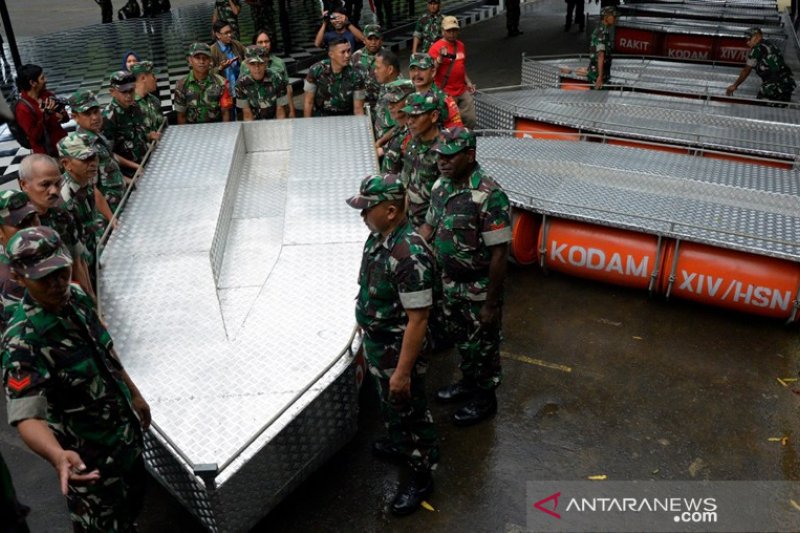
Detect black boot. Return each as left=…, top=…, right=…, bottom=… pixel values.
left=435, top=380, right=477, bottom=403
left=453, top=389, right=497, bottom=426
left=372, top=437, right=406, bottom=464
left=391, top=470, right=433, bottom=516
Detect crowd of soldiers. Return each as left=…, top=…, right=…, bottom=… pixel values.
left=0, top=0, right=507, bottom=528
left=4, top=0, right=796, bottom=529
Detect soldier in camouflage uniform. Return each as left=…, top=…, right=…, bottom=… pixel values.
left=2, top=226, right=150, bottom=532
left=131, top=61, right=166, bottom=134
left=347, top=173, right=439, bottom=516
left=373, top=49, right=404, bottom=140
left=174, top=43, right=233, bottom=124
left=304, top=38, right=366, bottom=117
left=409, top=53, right=463, bottom=129
left=213, top=0, right=242, bottom=40
left=70, top=90, right=127, bottom=222
left=401, top=93, right=441, bottom=229
left=0, top=191, right=40, bottom=329
left=103, top=71, right=153, bottom=166
left=18, top=155, right=96, bottom=300
left=351, top=24, right=384, bottom=109
left=375, top=80, right=414, bottom=174
left=587, top=6, right=616, bottom=89
left=57, top=134, right=103, bottom=273
left=412, top=0, right=443, bottom=54
left=236, top=46, right=289, bottom=120
left=727, top=27, right=796, bottom=103
left=420, top=128, right=512, bottom=427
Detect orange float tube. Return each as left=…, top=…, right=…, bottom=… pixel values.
left=615, top=27, right=660, bottom=56
left=660, top=241, right=800, bottom=321
left=664, top=34, right=714, bottom=62
left=714, top=37, right=748, bottom=64
left=515, top=119, right=578, bottom=141
left=538, top=218, right=664, bottom=291
left=510, top=210, right=540, bottom=265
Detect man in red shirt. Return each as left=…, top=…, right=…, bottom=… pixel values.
left=428, top=16, right=476, bottom=128
left=14, top=64, right=68, bottom=156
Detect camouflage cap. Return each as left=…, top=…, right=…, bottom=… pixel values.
left=346, top=173, right=406, bottom=210
left=130, top=60, right=155, bottom=76
left=68, top=89, right=100, bottom=113
left=401, top=91, right=439, bottom=115
left=600, top=6, right=618, bottom=17
left=245, top=45, right=267, bottom=64
left=409, top=53, right=435, bottom=70
left=442, top=15, right=460, bottom=31
left=382, top=79, right=415, bottom=103
left=364, top=24, right=383, bottom=38
left=0, top=191, right=36, bottom=227
left=58, top=132, right=98, bottom=160
left=6, top=226, right=73, bottom=280
left=434, top=126, right=476, bottom=155
left=744, top=27, right=762, bottom=38
left=188, top=42, right=212, bottom=57
left=109, top=70, right=136, bottom=91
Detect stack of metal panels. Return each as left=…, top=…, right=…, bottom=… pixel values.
left=478, top=136, right=800, bottom=261
left=616, top=3, right=782, bottom=25
left=475, top=88, right=800, bottom=161
left=520, top=56, right=766, bottom=98
left=616, top=16, right=786, bottom=40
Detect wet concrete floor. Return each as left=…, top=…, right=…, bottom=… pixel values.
left=2, top=1, right=799, bottom=531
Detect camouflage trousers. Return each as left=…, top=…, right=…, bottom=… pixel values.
left=67, top=454, right=146, bottom=532
left=443, top=297, right=503, bottom=391
left=363, top=333, right=439, bottom=473
left=758, top=80, right=795, bottom=104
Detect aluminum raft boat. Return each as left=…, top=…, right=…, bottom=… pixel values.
left=98, top=117, right=376, bottom=531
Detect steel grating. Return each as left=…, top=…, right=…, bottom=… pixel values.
left=617, top=16, right=787, bottom=40
left=521, top=56, right=768, bottom=99
left=475, top=88, right=800, bottom=160
left=478, top=136, right=800, bottom=261
left=617, top=3, right=782, bottom=25
left=99, top=116, right=377, bottom=531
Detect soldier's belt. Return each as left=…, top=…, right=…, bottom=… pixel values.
left=443, top=268, right=489, bottom=283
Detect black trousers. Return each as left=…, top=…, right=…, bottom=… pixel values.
left=565, top=0, right=585, bottom=29
left=506, top=0, right=521, bottom=33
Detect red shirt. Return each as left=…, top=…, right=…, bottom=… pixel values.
left=428, top=39, right=467, bottom=97
left=15, top=91, right=68, bottom=155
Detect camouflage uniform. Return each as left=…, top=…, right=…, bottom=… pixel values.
left=588, top=20, right=613, bottom=86
left=214, top=0, right=242, bottom=40
left=40, top=207, right=86, bottom=268
left=413, top=12, right=443, bottom=54
left=349, top=175, right=439, bottom=474
left=400, top=93, right=441, bottom=229
left=0, top=191, right=37, bottom=330
left=747, top=39, right=796, bottom=102
left=70, top=90, right=127, bottom=215
left=379, top=80, right=415, bottom=174
left=305, top=59, right=366, bottom=116
left=236, top=47, right=289, bottom=120
left=2, top=228, right=145, bottom=531
left=174, top=56, right=230, bottom=124
left=60, top=172, right=99, bottom=269
left=374, top=76, right=407, bottom=140
left=131, top=61, right=165, bottom=133
left=426, top=130, right=512, bottom=392
left=408, top=54, right=462, bottom=128
left=102, top=99, right=149, bottom=164
left=351, top=49, right=381, bottom=108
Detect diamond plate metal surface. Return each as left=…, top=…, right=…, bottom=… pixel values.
left=99, top=117, right=373, bottom=531
left=617, top=3, right=782, bottom=25
left=478, top=136, right=800, bottom=261
left=475, top=88, right=800, bottom=159
left=617, top=17, right=786, bottom=41
left=521, top=56, right=766, bottom=98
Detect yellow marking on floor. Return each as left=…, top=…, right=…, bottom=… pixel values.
left=501, top=351, right=573, bottom=373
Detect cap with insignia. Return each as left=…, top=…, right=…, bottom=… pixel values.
left=409, top=53, right=435, bottom=70
left=58, top=132, right=97, bottom=160
left=68, top=89, right=100, bottom=113
left=188, top=42, right=212, bottom=57
left=433, top=127, right=476, bottom=155
left=346, top=174, right=406, bottom=209
left=0, top=191, right=36, bottom=227
left=401, top=91, right=439, bottom=115
left=130, top=60, right=155, bottom=76
left=109, top=70, right=136, bottom=91
left=364, top=24, right=383, bottom=38
left=6, top=226, right=73, bottom=280
left=245, top=46, right=267, bottom=64
left=382, top=79, right=416, bottom=103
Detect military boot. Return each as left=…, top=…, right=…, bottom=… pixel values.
left=435, top=379, right=477, bottom=403
left=453, top=389, right=497, bottom=426
left=372, top=437, right=406, bottom=464
left=391, top=470, right=433, bottom=516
